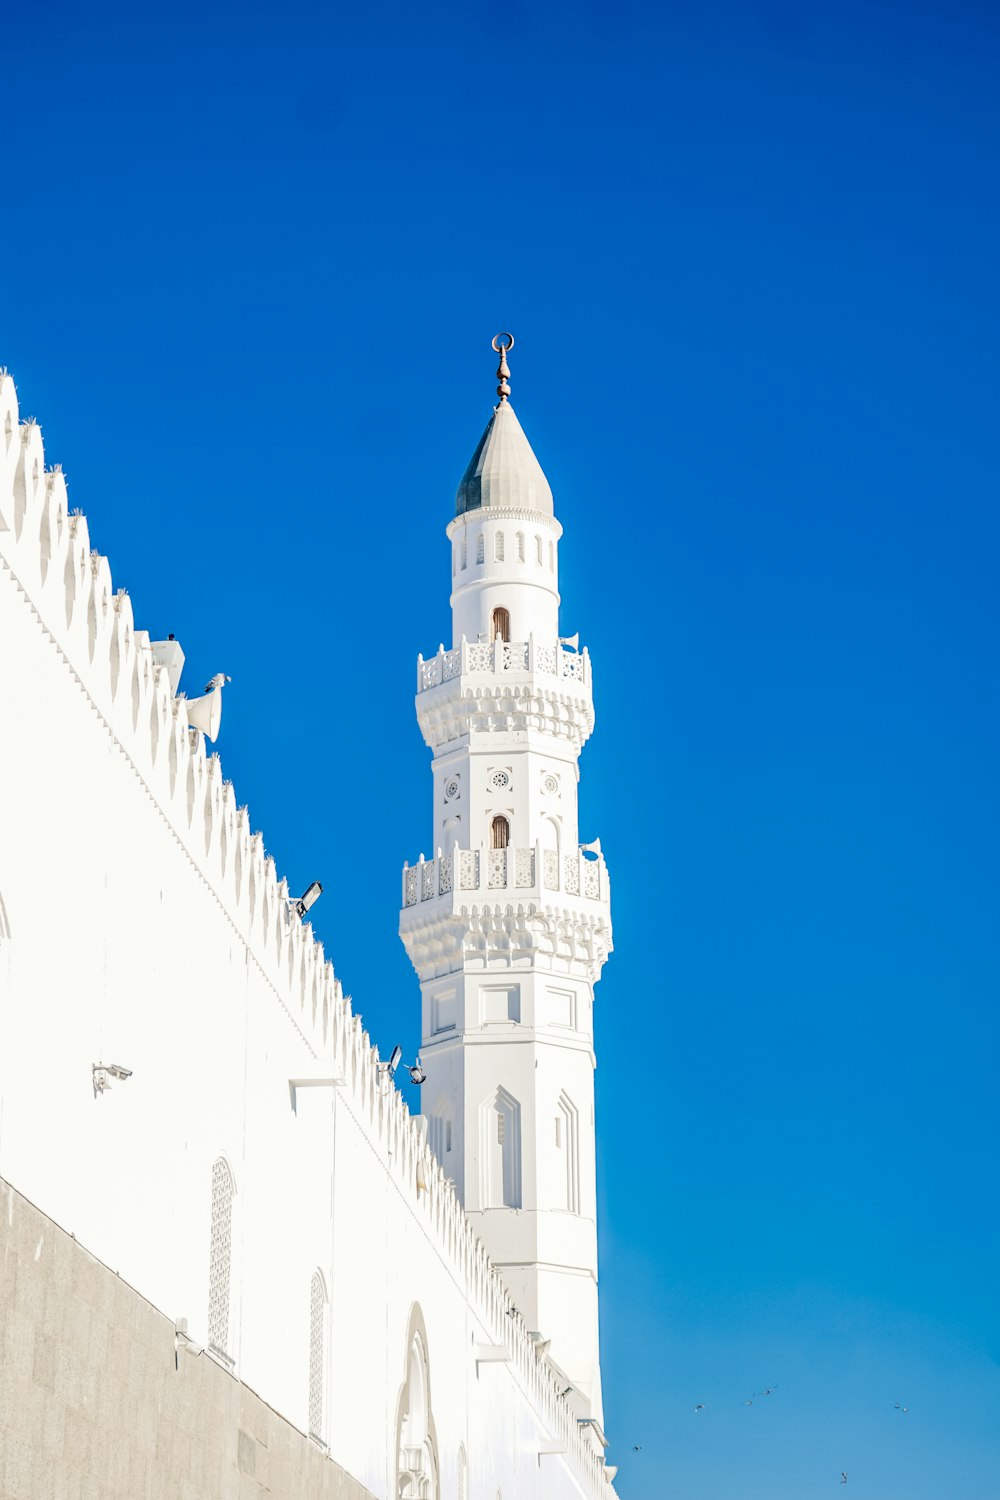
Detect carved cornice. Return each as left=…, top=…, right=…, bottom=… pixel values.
left=446, top=507, right=563, bottom=540
left=416, top=680, right=595, bottom=752
left=399, top=899, right=613, bottom=983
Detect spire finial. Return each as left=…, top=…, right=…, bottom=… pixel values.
left=492, top=332, right=514, bottom=403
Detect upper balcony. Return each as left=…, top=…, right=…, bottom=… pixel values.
left=417, top=639, right=590, bottom=694
left=401, top=843, right=610, bottom=910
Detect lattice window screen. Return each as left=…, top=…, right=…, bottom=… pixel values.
left=308, top=1271, right=327, bottom=1441
left=208, top=1157, right=234, bottom=1360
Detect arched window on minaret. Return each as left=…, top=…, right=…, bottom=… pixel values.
left=516, top=531, right=525, bottom=562
left=490, top=607, right=510, bottom=643
left=495, top=530, right=505, bottom=562
left=476, top=533, right=485, bottom=565
left=490, top=815, right=510, bottom=851
left=485, top=1088, right=522, bottom=1208
left=557, top=1094, right=580, bottom=1214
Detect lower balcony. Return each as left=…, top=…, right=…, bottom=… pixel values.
left=401, top=845, right=609, bottom=909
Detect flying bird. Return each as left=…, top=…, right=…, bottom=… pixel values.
left=841, top=1474, right=848, bottom=1485
left=894, top=1402, right=909, bottom=1413
left=694, top=1404, right=706, bottom=1413
left=204, top=673, right=231, bottom=692
left=632, top=1445, right=641, bottom=1452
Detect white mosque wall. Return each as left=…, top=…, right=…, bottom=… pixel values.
left=0, top=371, right=617, bottom=1500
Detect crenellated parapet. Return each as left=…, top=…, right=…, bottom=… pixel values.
left=0, top=368, right=617, bottom=1500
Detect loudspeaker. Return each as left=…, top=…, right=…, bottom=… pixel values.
left=185, top=685, right=222, bottom=742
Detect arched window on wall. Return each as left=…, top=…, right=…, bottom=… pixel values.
left=490, top=815, right=510, bottom=851
left=535, top=534, right=543, bottom=566
left=208, top=1157, right=235, bottom=1363
left=397, top=1326, right=438, bottom=1499
left=476, top=533, right=485, bottom=565
left=490, top=607, right=510, bottom=643
left=556, top=1094, right=580, bottom=1213
left=494, top=530, right=505, bottom=562
left=460, top=536, right=467, bottom=570
left=308, top=1271, right=328, bottom=1443
left=516, top=531, right=525, bottom=562
left=548, top=539, right=555, bottom=570
left=484, top=1088, right=521, bottom=1208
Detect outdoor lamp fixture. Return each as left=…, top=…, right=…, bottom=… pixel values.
left=293, top=881, right=323, bottom=919
left=378, top=1048, right=426, bottom=1087
left=93, top=1062, right=132, bottom=1097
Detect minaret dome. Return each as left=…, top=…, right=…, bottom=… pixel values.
left=455, top=401, right=554, bottom=517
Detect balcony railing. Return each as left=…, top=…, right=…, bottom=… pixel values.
left=401, top=844, right=609, bottom=908
left=416, top=639, right=590, bottom=693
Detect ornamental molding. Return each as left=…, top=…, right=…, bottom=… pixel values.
left=446, top=507, right=563, bottom=540
left=399, top=900, right=613, bottom=984
left=417, top=682, right=595, bottom=752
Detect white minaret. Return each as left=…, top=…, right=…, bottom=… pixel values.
left=400, top=335, right=613, bottom=1427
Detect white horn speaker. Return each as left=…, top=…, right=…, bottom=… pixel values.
left=559, top=632, right=580, bottom=652
left=185, top=686, right=222, bottom=742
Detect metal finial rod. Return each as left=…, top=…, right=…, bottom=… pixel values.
left=492, top=332, right=514, bottom=402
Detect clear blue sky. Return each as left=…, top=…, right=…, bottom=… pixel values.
left=5, top=0, right=999, bottom=1494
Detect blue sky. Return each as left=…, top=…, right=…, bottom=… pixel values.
left=5, top=0, right=999, bottom=1494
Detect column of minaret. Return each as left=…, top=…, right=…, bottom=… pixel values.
left=400, top=337, right=614, bottom=1435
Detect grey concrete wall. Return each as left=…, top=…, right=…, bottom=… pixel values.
left=0, top=1178, right=375, bottom=1500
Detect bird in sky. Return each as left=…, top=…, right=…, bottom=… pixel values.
left=694, top=1403, right=706, bottom=1413
left=761, top=1386, right=777, bottom=1396
left=204, top=673, right=231, bottom=692
left=895, top=1402, right=909, bottom=1413
left=841, top=1473, right=848, bottom=1485
left=744, top=1398, right=754, bottom=1406
left=632, top=1445, right=641, bottom=1452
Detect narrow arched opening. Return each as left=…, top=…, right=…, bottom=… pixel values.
left=490, top=815, right=510, bottom=851
left=490, top=607, right=510, bottom=643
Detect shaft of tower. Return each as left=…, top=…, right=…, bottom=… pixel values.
left=399, top=336, right=613, bottom=1428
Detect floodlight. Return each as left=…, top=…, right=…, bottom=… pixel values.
left=293, top=882, right=323, bottom=919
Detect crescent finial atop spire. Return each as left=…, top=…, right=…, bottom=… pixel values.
left=492, top=332, right=514, bottom=403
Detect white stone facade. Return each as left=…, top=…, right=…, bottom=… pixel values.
left=0, top=368, right=619, bottom=1499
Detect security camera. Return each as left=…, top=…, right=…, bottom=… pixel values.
left=92, top=1062, right=132, bottom=1095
